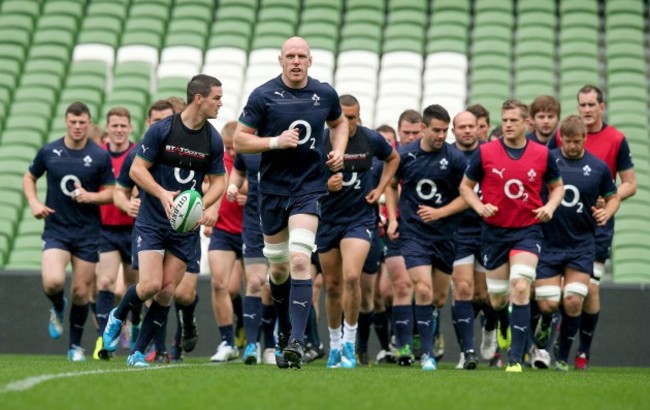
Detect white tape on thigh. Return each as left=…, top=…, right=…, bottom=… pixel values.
left=564, top=282, right=588, bottom=298
left=535, top=285, right=562, bottom=302
left=453, top=254, right=474, bottom=267
left=486, top=278, right=510, bottom=294
left=510, top=263, right=536, bottom=282
left=262, top=241, right=289, bottom=264
left=288, top=228, right=316, bottom=257
left=593, top=262, right=605, bottom=279
left=589, top=277, right=600, bottom=286
left=474, top=261, right=487, bottom=273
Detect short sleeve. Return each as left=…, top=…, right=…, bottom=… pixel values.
left=464, top=149, right=484, bottom=182
left=28, top=147, right=46, bottom=178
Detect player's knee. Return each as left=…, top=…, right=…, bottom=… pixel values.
left=432, top=292, right=447, bottom=309
left=138, top=281, right=162, bottom=299
left=263, top=241, right=289, bottom=265
left=537, top=299, right=559, bottom=315
left=510, top=278, right=530, bottom=299
left=489, top=293, right=508, bottom=311
left=535, top=285, right=561, bottom=303
left=343, top=270, right=361, bottom=286
left=414, top=282, right=433, bottom=304
left=325, top=281, right=342, bottom=301
left=288, top=228, right=316, bottom=258
left=96, top=274, right=115, bottom=291
left=210, top=275, right=228, bottom=293
left=510, top=263, right=536, bottom=283
left=453, top=279, right=473, bottom=300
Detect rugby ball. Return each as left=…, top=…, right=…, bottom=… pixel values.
left=170, top=190, right=203, bottom=233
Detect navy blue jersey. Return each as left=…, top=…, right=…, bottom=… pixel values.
left=238, top=75, right=342, bottom=196
left=395, top=141, right=466, bottom=239
left=135, top=116, right=226, bottom=228
left=526, top=131, right=548, bottom=145
left=321, top=126, right=393, bottom=225
left=29, top=138, right=115, bottom=237
left=542, top=149, right=617, bottom=251
left=234, top=153, right=262, bottom=225
left=449, top=142, right=483, bottom=237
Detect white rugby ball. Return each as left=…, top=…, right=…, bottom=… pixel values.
left=170, top=189, right=203, bottom=233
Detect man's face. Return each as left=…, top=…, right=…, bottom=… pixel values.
left=65, top=113, right=91, bottom=142
left=398, top=121, right=423, bottom=144
left=423, top=118, right=449, bottom=151
left=452, top=113, right=478, bottom=149
left=279, top=39, right=311, bottom=87
left=198, top=86, right=223, bottom=119
left=476, top=117, right=490, bottom=142
left=222, top=132, right=236, bottom=159
left=577, top=90, right=604, bottom=129
left=106, top=115, right=132, bottom=146
left=147, top=108, right=174, bottom=126
left=342, top=104, right=360, bottom=137
left=378, top=130, right=396, bottom=147
left=561, top=133, right=586, bottom=159
left=533, top=110, right=559, bottom=139
left=501, top=108, right=527, bottom=142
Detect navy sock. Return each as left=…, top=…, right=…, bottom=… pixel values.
left=95, top=290, right=114, bottom=333
left=46, top=290, right=65, bottom=312
left=179, top=294, right=199, bottom=328
left=557, top=311, right=580, bottom=362
left=357, top=311, right=374, bottom=353
left=451, top=303, right=462, bottom=349
left=243, top=296, right=263, bottom=345
left=509, top=303, right=530, bottom=364
left=261, top=304, right=277, bottom=349
left=372, top=310, right=390, bottom=350
left=130, top=303, right=142, bottom=326
left=115, top=285, right=143, bottom=322
left=220, top=325, right=234, bottom=346
left=305, top=306, right=320, bottom=347
left=269, top=278, right=292, bottom=336
left=392, top=304, right=413, bottom=349
left=153, top=315, right=168, bottom=352
left=415, top=305, right=434, bottom=356
left=578, top=311, right=599, bottom=356
left=232, top=293, right=243, bottom=333
left=173, top=303, right=181, bottom=347
left=454, top=300, right=475, bottom=352
left=69, top=303, right=89, bottom=347
left=135, top=300, right=170, bottom=354
left=482, top=302, right=498, bottom=332
left=289, top=279, right=312, bottom=342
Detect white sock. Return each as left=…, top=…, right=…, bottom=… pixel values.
left=329, top=326, right=342, bottom=350
left=343, top=320, right=357, bottom=345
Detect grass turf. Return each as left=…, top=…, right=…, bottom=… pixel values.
left=0, top=355, right=648, bottom=410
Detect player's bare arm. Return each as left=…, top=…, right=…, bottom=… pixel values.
left=459, top=175, right=497, bottom=218
left=325, top=114, right=349, bottom=172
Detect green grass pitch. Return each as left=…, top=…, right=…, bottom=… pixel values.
left=1, top=355, right=648, bottom=410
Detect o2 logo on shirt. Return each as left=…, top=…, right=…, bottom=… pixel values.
left=504, top=179, right=529, bottom=202
left=561, top=184, right=583, bottom=213
left=60, top=174, right=81, bottom=197
left=416, top=179, right=442, bottom=204
left=342, top=172, right=361, bottom=190
left=288, top=120, right=316, bottom=149
left=174, top=167, right=197, bottom=189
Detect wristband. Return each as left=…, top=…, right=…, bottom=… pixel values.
left=269, top=136, right=279, bottom=150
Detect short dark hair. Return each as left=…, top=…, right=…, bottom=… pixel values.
left=578, top=84, right=604, bottom=103
left=66, top=101, right=91, bottom=118
left=376, top=124, right=396, bottom=135
left=502, top=99, right=529, bottom=119
left=467, top=104, right=490, bottom=125
left=397, top=109, right=422, bottom=129
left=186, top=74, right=222, bottom=105
left=530, top=95, right=561, bottom=118
left=422, top=104, right=451, bottom=126
left=559, top=115, right=587, bottom=138
left=148, top=100, right=174, bottom=118
left=339, top=94, right=359, bottom=107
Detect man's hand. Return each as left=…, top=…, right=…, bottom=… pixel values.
left=326, top=150, right=344, bottom=172
left=327, top=173, right=343, bottom=192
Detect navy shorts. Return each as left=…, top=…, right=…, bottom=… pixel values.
left=594, top=221, right=613, bottom=263
left=259, top=192, right=324, bottom=236
left=43, top=233, right=99, bottom=263
left=454, top=233, right=481, bottom=261
left=480, top=224, right=543, bottom=270
left=383, top=235, right=402, bottom=258
left=99, top=226, right=133, bottom=263
left=316, top=218, right=375, bottom=253
left=242, top=218, right=265, bottom=260
left=363, top=229, right=383, bottom=274
left=209, top=227, right=243, bottom=258
left=132, top=221, right=200, bottom=267
left=536, top=248, right=594, bottom=280
left=311, top=252, right=322, bottom=275
left=400, top=236, right=456, bottom=275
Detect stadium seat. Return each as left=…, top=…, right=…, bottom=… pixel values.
left=0, top=1, right=40, bottom=20
left=301, top=7, right=339, bottom=26
left=42, top=0, right=84, bottom=21
left=86, top=2, right=129, bottom=20
left=216, top=5, right=257, bottom=26
left=344, top=8, right=384, bottom=26
left=73, top=44, right=116, bottom=68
